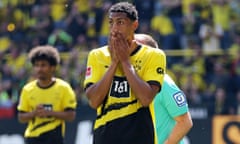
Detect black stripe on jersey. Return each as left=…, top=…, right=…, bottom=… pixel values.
left=30, top=119, right=56, bottom=132
left=84, top=82, right=94, bottom=91
left=130, top=45, right=141, bottom=56
left=97, top=99, right=138, bottom=119
left=26, top=125, right=63, bottom=144
left=147, top=80, right=161, bottom=91
left=94, top=107, right=154, bottom=144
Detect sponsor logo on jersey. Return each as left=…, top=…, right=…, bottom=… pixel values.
left=173, top=91, right=186, bottom=107
left=156, top=67, right=164, bottom=74
left=110, top=76, right=130, bottom=98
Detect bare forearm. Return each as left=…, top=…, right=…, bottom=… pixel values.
left=18, top=110, right=76, bottom=123
left=49, top=110, right=76, bottom=122
left=165, top=124, right=190, bottom=144
left=86, top=63, right=118, bottom=109
left=165, top=112, right=193, bottom=144
left=18, top=112, right=36, bottom=123
left=121, top=61, right=158, bottom=106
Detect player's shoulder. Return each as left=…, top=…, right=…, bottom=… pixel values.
left=141, top=45, right=166, bottom=56
left=87, top=46, right=110, bottom=59
left=89, top=45, right=109, bottom=55
left=163, top=74, right=178, bottom=87
left=153, top=48, right=165, bottom=56
left=55, top=78, right=72, bottom=88
left=22, top=80, right=37, bottom=91
left=164, top=74, right=174, bottom=83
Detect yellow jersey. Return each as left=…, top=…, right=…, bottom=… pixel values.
left=17, top=78, right=77, bottom=137
left=84, top=45, right=166, bottom=144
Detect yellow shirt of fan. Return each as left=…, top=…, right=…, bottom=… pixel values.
left=212, top=4, right=231, bottom=30
left=151, top=14, right=175, bottom=36
left=17, top=78, right=77, bottom=137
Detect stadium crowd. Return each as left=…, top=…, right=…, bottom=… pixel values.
left=1, top=0, right=240, bottom=119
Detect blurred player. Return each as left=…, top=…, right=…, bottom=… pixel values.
left=135, top=33, right=193, bottom=144
left=84, top=2, right=166, bottom=144
left=17, top=45, right=77, bottom=144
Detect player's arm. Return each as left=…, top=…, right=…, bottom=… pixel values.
left=18, top=106, right=76, bottom=123
left=121, top=61, right=160, bottom=106
left=18, top=104, right=49, bottom=123
left=18, top=111, right=36, bottom=123
left=17, top=89, right=35, bottom=123
left=85, top=62, right=118, bottom=109
left=52, top=85, right=77, bottom=122
left=164, top=112, right=193, bottom=144
left=85, top=44, right=119, bottom=109
left=114, top=34, right=163, bottom=106
left=46, top=108, right=76, bottom=122
left=85, top=36, right=120, bottom=109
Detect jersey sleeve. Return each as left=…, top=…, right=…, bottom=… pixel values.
left=83, top=50, right=101, bottom=88
left=17, top=87, right=30, bottom=112
left=62, top=83, right=77, bottom=110
left=163, top=76, right=189, bottom=117
left=143, top=49, right=166, bottom=87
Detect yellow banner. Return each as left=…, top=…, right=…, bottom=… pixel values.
left=212, top=115, right=240, bottom=144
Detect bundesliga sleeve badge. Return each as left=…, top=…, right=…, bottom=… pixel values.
left=173, top=91, right=186, bottom=107
left=85, top=66, right=92, bottom=78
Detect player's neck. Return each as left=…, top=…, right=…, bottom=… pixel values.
left=128, top=38, right=139, bottom=55
left=37, top=77, right=56, bottom=88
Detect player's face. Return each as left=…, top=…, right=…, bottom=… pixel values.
left=33, top=60, right=55, bottom=81
left=109, top=12, right=138, bottom=41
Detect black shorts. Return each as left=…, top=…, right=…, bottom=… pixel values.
left=25, top=125, right=64, bottom=144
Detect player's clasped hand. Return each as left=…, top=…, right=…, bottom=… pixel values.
left=111, top=31, right=130, bottom=63
left=35, top=104, right=51, bottom=118
left=108, top=31, right=119, bottom=64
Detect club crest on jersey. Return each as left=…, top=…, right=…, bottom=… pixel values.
left=133, top=60, right=142, bottom=71
left=86, top=66, right=92, bottom=78
left=173, top=91, right=186, bottom=107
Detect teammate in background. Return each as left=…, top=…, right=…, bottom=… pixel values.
left=135, top=33, right=193, bottom=144
left=17, top=45, right=77, bottom=144
left=83, top=2, right=166, bottom=144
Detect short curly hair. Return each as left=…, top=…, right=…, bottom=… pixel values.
left=109, top=2, right=138, bottom=21
left=28, top=45, right=60, bottom=66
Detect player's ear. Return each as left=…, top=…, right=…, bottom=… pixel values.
left=132, top=21, right=138, bottom=32
left=51, top=65, right=57, bottom=72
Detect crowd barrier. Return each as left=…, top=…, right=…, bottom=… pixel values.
left=3, top=48, right=231, bottom=61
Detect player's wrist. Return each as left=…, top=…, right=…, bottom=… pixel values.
left=47, top=110, right=53, bottom=117
left=164, top=139, right=169, bottom=144
left=164, top=138, right=177, bottom=144
left=31, top=111, right=37, bottom=119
